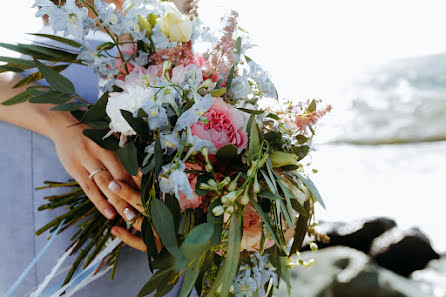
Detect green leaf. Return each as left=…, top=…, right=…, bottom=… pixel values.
left=28, top=33, right=82, bottom=48
left=250, top=199, right=281, bottom=249
left=260, top=170, right=277, bottom=194
left=141, top=219, right=157, bottom=271
left=296, top=135, right=309, bottom=144
left=290, top=200, right=311, bottom=255
left=307, top=99, right=317, bottom=113
left=266, top=113, right=280, bottom=120
left=294, top=171, right=326, bottom=209
left=258, top=191, right=283, bottom=200
left=154, top=137, right=163, bottom=177
left=292, top=145, right=310, bottom=160
left=165, top=194, right=181, bottom=232
left=81, top=92, right=109, bottom=123
left=216, top=144, right=238, bottom=161
left=247, top=115, right=261, bottom=163
left=120, top=110, right=151, bottom=142
left=83, top=129, right=119, bottom=151
left=277, top=179, right=306, bottom=216
left=210, top=87, right=226, bottom=97
left=29, top=92, right=70, bottom=104
left=150, top=198, right=181, bottom=258
left=34, top=59, right=75, bottom=94
left=226, top=63, right=236, bottom=91
left=13, top=64, right=69, bottom=88
left=264, top=131, right=282, bottom=143
left=137, top=267, right=175, bottom=297
left=1, top=91, right=32, bottom=106
left=220, top=214, right=241, bottom=297
left=117, top=141, right=139, bottom=176
left=181, top=223, right=214, bottom=260
left=278, top=199, right=294, bottom=230
left=207, top=199, right=223, bottom=246
left=245, top=55, right=252, bottom=63
left=237, top=108, right=265, bottom=115
left=0, top=56, right=34, bottom=68
left=179, top=263, right=201, bottom=297
left=20, top=44, right=78, bottom=61
left=195, top=174, right=212, bottom=196
left=50, top=102, right=86, bottom=111
left=0, top=43, right=53, bottom=61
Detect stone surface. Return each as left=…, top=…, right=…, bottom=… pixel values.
left=274, top=247, right=439, bottom=297
left=411, top=257, right=446, bottom=297
left=310, top=217, right=397, bottom=254
left=370, top=227, right=440, bottom=277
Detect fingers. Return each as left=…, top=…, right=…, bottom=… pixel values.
left=76, top=168, right=116, bottom=220
left=131, top=170, right=142, bottom=190
left=111, top=226, right=147, bottom=252
left=100, top=151, right=136, bottom=188
left=86, top=161, right=138, bottom=222
left=107, top=180, right=145, bottom=214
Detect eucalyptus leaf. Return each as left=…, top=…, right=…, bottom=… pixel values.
left=83, top=129, right=119, bottom=151
left=28, top=33, right=82, bottom=48
left=1, top=91, right=32, bottom=106
left=216, top=144, right=237, bottom=161
left=250, top=199, right=281, bottom=250
left=0, top=56, right=34, bottom=68
left=13, top=64, right=69, bottom=88
left=207, top=199, right=223, bottom=245
left=81, top=92, right=109, bottom=123
left=195, top=174, right=212, bottom=196
left=120, top=110, right=151, bottom=142
left=34, top=59, right=75, bottom=94
left=20, top=44, right=78, bottom=61
left=277, top=179, right=306, bottom=216
left=150, top=198, right=181, bottom=258
left=294, top=171, right=326, bottom=209
left=258, top=191, right=283, bottom=200
left=247, top=115, right=261, bottom=163
left=137, top=267, right=175, bottom=297
left=220, top=214, right=241, bottom=297
left=154, top=137, right=162, bottom=177
left=179, top=263, right=201, bottom=297
left=50, top=102, right=86, bottom=111
left=290, top=200, right=311, bottom=254
left=29, top=92, right=70, bottom=104
left=117, top=141, right=139, bottom=176
left=237, top=108, right=265, bottom=115
left=181, top=223, right=214, bottom=260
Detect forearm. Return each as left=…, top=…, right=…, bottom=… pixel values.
left=0, top=72, right=78, bottom=140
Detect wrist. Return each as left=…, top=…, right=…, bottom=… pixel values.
left=43, top=110, right=83, bottom=142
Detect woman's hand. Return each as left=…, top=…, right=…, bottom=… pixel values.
left=108, top=179, right=161, bottom=252
left=50, top=120, right=141, bottom=222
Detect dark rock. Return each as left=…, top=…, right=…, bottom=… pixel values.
left=274, top=247, right=431, bottom=297
left=310, top=217, right=397, bottom=254
left=370, top=227, right=440, bottom=277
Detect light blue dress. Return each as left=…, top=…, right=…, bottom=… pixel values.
left=0, top=30, right=184, bottom=297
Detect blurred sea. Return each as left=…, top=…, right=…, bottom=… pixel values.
left=2, top=1, right=446, bottom=252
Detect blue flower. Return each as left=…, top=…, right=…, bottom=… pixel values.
left=145, top=132, right=181, bottom=155
left=139, top=102, right=169, bottom=131
left=175, top=94, right=213, bottom=131
left=159, top=162, right=193, bottom=199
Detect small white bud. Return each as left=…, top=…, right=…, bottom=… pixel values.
left=310, top=242, right=318, bottom=251
left=212, top=205, right=224, bottom=216
left=228, top=173, right=241, bottom=191
left=253, top=175, right=261, bottom=194
left=225, top=205, right=234, bottom=214
left=207, top=179, right=218, bottom=189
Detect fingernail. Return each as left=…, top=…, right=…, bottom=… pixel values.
left=104, top=207, right=116, bottom=219
left=124, top=207, right=136, bottom=221
left=108, top=181, right=121, bottom=193
left=111, top=227, right=120, bottom=237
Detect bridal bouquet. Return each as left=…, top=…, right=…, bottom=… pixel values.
left=1, top=0, right=331, bottom=296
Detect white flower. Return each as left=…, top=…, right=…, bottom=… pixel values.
left=145, top=132, right=180, bottom=155
left=182, top=129, right=216, bottom=154
left=233, top=270, right=257, bottom=297
left=151, top=24, right=177, bottom=49
left=175, top=94, right=213, bottom=131
left=140, top=101, right=168, bottom=130
left=94, top=0, right=118, bottom=27
left=78, top=42, right=118, bottom=78
left=159, top=162, right=193, bottom=199
left=157, top=2, right=193, bottom=42
left=35, top=0, right=90, bottom=40
left=248, top=61, right=276, bottom=98
left=229, top=69, right=252, bottom=99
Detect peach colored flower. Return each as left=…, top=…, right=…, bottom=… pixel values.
left=191, top=98, right=248, bottom=154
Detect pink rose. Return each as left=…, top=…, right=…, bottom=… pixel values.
left=191, top=98, right=248, bottom=153
left=178, top=162, right=203, bottom=211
